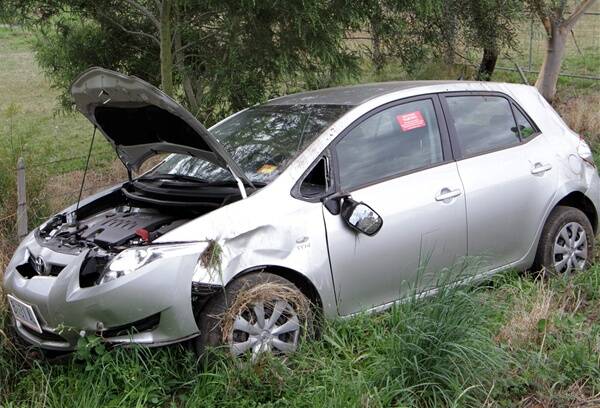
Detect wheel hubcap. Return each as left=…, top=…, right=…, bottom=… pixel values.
left=553, top=222, right=587, bottom=273
left=229, top=300, right=300, bottom=361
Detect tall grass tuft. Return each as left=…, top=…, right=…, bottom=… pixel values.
left=370, top=278, right=509, bottom=406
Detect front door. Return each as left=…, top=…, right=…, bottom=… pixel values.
left=323, top=97, right=467, bottom=316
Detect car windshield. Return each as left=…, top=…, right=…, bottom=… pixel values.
left=148, top=104, right=352, bottom=184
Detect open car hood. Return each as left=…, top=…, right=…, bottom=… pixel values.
left=70, top=67, right=251, bottom=185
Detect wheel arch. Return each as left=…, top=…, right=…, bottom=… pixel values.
left=555, top=191, right=598, bottom=233
left=235, top=265, right=324, bottom=310
left=525, top=189, right=598, bottom=270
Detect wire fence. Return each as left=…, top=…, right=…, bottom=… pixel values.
left=12, top=152, right=127, bottom=239
left=497, top=11, right=600, bottom=80
left=1, top=129, right=127, bottom=240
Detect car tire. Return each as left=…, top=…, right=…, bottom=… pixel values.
left=193, top=271, right=313, bottom=361
left=534, top=206, right=595, bottom=274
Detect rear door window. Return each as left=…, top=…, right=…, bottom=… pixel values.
left=445, top=95, right=520, bottom=156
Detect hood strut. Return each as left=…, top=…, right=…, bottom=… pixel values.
left=76, top=126, right=97, bottom=212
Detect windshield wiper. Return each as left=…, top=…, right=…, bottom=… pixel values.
left=138, top=173, right=209, bottom=183
left=209, top=179, right=267, bottom=188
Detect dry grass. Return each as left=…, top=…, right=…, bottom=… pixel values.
left=497, top=283, right=557, bottom=348
left=497, top=273, right=590, bottom=351
left=41, top=160, right=127, bottom=213
left=556, top=95, right=600, bottom=147
left=40, top=155, right=167, bottom=214
left=520, top=380, right=600, bottom=408
left=220, top=281, right=312, bottom=344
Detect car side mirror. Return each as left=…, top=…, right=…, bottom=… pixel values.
left=341, top=198, right=383, bottom=236
left=321, top=191, right=349, bottom=215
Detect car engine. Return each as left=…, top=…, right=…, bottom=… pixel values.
left=38, top=205, right=188, bottom=252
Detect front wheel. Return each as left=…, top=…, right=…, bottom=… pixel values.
left=534, top=206, right=594, bottom=274
left=193, top=272, right=313, bottom=361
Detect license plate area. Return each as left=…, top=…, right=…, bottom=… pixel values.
left=7, top=295, right=43, bottom=334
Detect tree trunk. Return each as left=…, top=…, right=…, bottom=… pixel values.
left=159, top=0, right=174, bottom=96
left=442, top=3, right=457, bottom=66
left=369, top=15, right=385, bottom=74
left=173, top=4, right=199, bottom=115
left=535, top=22, right=568, bottom=103
left=175, top=36, right=200, bottom=114
left=477, top=47, right=499, bottom=81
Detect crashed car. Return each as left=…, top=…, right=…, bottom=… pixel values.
left=3, top=68, right=600, bottom=360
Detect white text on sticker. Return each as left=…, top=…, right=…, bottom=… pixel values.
left=396, top=111, right=426, bottom=132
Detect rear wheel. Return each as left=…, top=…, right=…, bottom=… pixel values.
left=534, top=206, right=594, bottom=274
left=194, top=272, right=313, bottom=361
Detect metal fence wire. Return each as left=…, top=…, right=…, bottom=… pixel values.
left=497, top=10, right=600, bottom=80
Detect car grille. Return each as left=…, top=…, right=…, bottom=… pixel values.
left=19, top=324, right=69, bottom=343
left=98, top=313, right=161, bottom=338
left=15, top=256, right=65, bottom=279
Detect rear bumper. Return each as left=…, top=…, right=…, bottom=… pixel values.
left=2, top=232, right=207, bottom=351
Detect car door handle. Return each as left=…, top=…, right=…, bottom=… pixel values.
left=435, top=188, right=462, bottom=202
left=531, top=163, right=552, bottom=175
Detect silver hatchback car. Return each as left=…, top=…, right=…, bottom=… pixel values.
left=3, top=68, right=599, bottom=359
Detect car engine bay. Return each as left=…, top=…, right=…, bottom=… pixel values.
left=22, top=177, right=245, bottom=285
left=37, top=176, right=244, bottom=251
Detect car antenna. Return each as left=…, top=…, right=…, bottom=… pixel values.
left=75, top=126, right=97, bottom=213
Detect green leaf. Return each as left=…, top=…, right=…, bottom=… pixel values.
left=537, top=318, right=547, bottom=333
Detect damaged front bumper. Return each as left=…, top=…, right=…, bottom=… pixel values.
left=2, top=232, right=212, bottom=351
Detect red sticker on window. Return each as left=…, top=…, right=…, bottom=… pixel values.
left=396, top=111, right=426, bottom=132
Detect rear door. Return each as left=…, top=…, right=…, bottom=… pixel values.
left=440, top=93, right=558, bottom=270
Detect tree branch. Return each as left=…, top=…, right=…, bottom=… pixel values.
left=528, top=0, right=552, bottom=36
left=124, top=0, right=160, bottom=30
left=565, top=0, right=596, bottom=29
left=540, top=16, right=552, bottom=36
left=102, top=13, right=160, bottom=46
left=173, top=32, right=219, bottom=55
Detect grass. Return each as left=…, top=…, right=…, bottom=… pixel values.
left=2, top=267, right=600, bottom=407
left=1, top=25, right=600, bottom=407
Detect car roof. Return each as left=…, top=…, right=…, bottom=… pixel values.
left=265, top=80, right=485, bottom=106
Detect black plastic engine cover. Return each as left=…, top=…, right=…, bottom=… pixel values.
left=78, top=210, right=175, bottom=247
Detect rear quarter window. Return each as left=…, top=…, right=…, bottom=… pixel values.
left=513, top=107, right=537, bottom=140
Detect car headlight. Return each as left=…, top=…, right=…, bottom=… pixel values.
left=98, top=242, right=202, bottom=285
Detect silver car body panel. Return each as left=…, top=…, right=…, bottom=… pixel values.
left=4, top=80, right=600, bottom=350
left=456, top=136, right=559, bottom=270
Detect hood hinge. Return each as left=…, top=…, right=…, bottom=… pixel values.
left=228, top=166, right=247, bottom=199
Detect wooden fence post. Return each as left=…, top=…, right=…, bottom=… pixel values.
left=16, top=157, right=28, bottom=240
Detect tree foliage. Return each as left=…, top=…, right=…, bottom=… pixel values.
left=6, top=0, right=529, bottom=121
left=359, top=0, right=523, bottom=80
left=429, top=0, right=523, bottom=80
left=15, top=0, right=365, bottom=124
